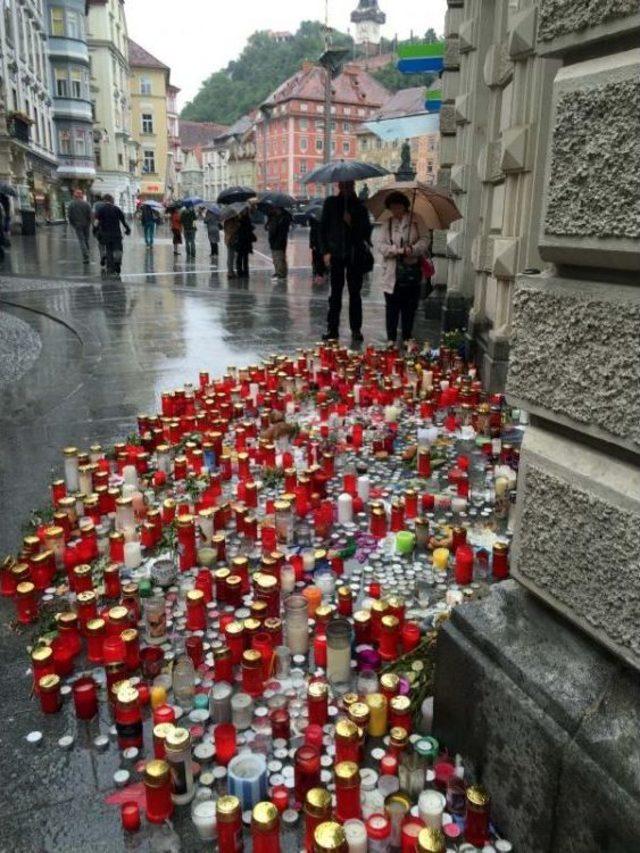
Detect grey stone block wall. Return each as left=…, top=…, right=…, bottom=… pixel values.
left=506, top=273, right=640, bottom=454
left=537, top=0, right=640, bottom=55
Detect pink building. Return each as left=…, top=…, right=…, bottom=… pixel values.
left=255, top=62, right=389, bottom=198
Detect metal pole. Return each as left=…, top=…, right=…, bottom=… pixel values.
left=262, top=113, right=268, bottom=191
left=323, top=66, right=332, bottom=168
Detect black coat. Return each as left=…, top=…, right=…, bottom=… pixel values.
left=95, top=203, right=130, bottom=239
left=320, top=193, right=371, bottom=260
left=267, top=211, right=292, bottom=251
left=235, top=216, right=255, bottom=253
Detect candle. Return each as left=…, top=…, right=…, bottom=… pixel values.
left=337, top=492, right=353, bottom=524
left=72, top=676, right=98, bottom=720
left=418, top=790, right=446, bottom=829
left=365, top=693, right=388, bottom=737
left=144, top=760, right=174, bottom=823
left=294, top=745, right=321, bottom=805
left=357, top=475, right=370, bottom=502
left=192, top=799, right=217, bottom=842
left=251, top=801, right=281, bottom=853
left=464, top=785, right=491, bottom=848
left=344, top=818, right=368, bottom=853
left=285, top=594, right=309, bottom=654
left=63, top=447, right=79, bottom=492
left=123, top=541, right=141, bottom=570
left=432, top=548, right=449, bottom=572
left=214, top=723, right=237, bottom=766
left=216, top=795, right=243, bottom=853
left=454, top=545, right=474, bottom=586
left=326, top=618, right=353, bottom=692
left=121, top=802, right=141, bottom=833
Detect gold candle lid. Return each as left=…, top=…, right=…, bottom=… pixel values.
left=251, top=801, right=279, bottom=831
left=348, top=702, right=370, bottom=725
left=38, top=673, right=61, bottom=692
left=216, top=794, right=241, bottom=822
left=305, top=787, right=332, bottom=817
left=466, top=784, right=490, bottom=807
left=31, top=645, right=53, bottom=662
left=144, top=759, right=171, bottom=788
left=308, top=681, right=328, bottom=700
left=390, top=695, right=411, bottom=713
left=417, top=827, right=446, bottom=853
left=242, top=649, right=262, bottom=667
left=186, top=589, right=205, bottom=604
left=365, top=692, right=387, bottom=711
left=381, top=614, right=400, bottom=631
left=314, top=821, right=348, bottom=852
left=165, top=727, right=190, bottom=751
left=380, top=672, right=399, bottom=691
left=335, top=718, right=359, bottom=741
left=334, top=761, right=360, bottom=784
left=86, top=617, right=106, bottom=634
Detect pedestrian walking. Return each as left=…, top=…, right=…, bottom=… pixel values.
left=170, top=207, right=182, bottom=255
left=224, top=216, right=240, bottom=278
left=309, top=217, right=326, bottom=284
left=320, top=180, right=372, bottom=344
left=374, top=191, right=429, bottom=346
left=67, top=189, right=93, bottom=263
left=204, top=209, right=220, bottom=258
left=180, top=202, right=198, bottom=258
left=266, top=206, right=291, bottom=280
left=94, top=194, right=131, bottom=276
left=235, top=209, right=255, bottom=278
left=140, top=203, right=160, bottom=248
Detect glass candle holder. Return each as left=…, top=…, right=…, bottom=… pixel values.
left=38, top=674, right=62, bottom=714
left=72, top=676, right=98, bottom=720
left=214, top=722, right=237, bottom=766
left=284, top=594, right=309, bottom=655
left=294, top=744, right=321, bottom=805
left=231, top=691, right=254, bottom=730
left=144, top=759, right=174, bottom=824
left=335, top=761, right=361, bottom=822
left=251, top=801, right=281, bottom=853
left=326, top=618, right=353, bottom=694
left=216, top=796, right=243, bottom=853
left=304, top=788, right=333, bottom=853
left=464, top=785, right=491, bottom=848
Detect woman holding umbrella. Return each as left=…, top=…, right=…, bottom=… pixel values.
left=374, top=191, right=430, bottom=346
left=204, top=205, right=221, bottom=259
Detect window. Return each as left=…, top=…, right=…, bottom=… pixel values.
left=343, top=141, right=351, bottom=155
left=4, top=0, right=13, bottom=43
left=67, top=11, right=78, bottom=38
left=140, top=77, right=152, bottom=95
left=94, top=146, right=101, bottom=167
left=427, top=164, right=433, bottom=173
left=59, top=130, right=70, bottom=154
left=91, top=100, right=97, bottom=121
left=117, top=152, right=123, bottom=166
left=316, top=119, right=324, bottom=131
left=331, top=140, right=336, bottom=154
left=299, top=160, right=307, bottom=174
left=141, top=113, right=153, bottom=134
left=315, top=139, right=323, bottom=152
left=143, top=149, right=155, bottom=173
left=12, top=87, right=18, bottom=111
left=50, top=7, right=64, bottom=36
left=71, top=70, right=82, bottom=98
left=299, top=117, right=308, bottom=130
left=300, top=137, right=308, bottom=151
left=343, top=121, right=350, bottom=133
left=344, top=107, right=351, bottom=115
left=300, top=103, right=308, bottom=112
left=316, top=105, right=323, bottom=113
left=74, top=130, right=85, bottom=155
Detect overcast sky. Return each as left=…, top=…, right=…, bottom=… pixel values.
left=126, top=0, right=447, bottom=108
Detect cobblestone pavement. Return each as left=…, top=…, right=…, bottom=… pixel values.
left=0, top=224, right=439, bottom=852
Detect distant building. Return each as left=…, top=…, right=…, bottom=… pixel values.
left=256, top=62, right=389, bottom=197
left=267, top=31, right=293, bottom=44
left=46, top=0, right=95, bottom=210
left=128, top=39, right=171, bottom=201
left=87, top=0, right=136, bottom=212
left=356, top=86, right=439, bottom=192
left=166, top=84, right=180, bottom=200
left=175, top=119, right=227, bottom=196
left=202, top=114, right=256, bottom=202
left=180, top=150, right=203, bottom=199
left=0, top=0, right=59, bottom=229
left=351, top=0, right=386, bottom=46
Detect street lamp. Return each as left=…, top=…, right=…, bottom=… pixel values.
left=317, top=46, right=349, bottom=171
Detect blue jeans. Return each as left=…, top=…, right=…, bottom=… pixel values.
left=143, top=221, right=155, bottom=246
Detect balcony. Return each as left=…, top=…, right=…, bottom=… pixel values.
left=7, top=112, right=32, bottom=145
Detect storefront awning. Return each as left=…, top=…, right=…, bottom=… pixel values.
left=364, top=113, right=440, bottom=142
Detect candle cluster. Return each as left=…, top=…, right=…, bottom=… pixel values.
left=2, top=342, right=520, bottom=851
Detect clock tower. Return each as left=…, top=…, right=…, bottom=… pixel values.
left=350, top=0, right=386, bottom=46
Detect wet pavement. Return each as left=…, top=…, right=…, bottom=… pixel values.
left=0, top=224, right=439, bottom=851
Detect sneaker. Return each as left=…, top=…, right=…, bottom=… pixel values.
left=351, top=332, right=364, bottom=344
left=322, top=332, right=338, bottom=342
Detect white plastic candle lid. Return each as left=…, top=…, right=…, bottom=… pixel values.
left=495, top=843, right=513, bottom=852
left=194, top=743, right=215, bottom=762
left=94, top=735, right=109, bottom=750
left=343, top=819, right=367, bottom=842
left=199, top=771, right=215, bottom=787
left=360, top=768, right=378, bottom=790
left=282, top=809, right=298, bottom=826
left=213, top=766, right=227, bottom=781
left=58, top=735, right=74, bottom=750
left=26, top=731, right=43, bottom=746
left=114, top=769, right=130, bottom=787
left=122, top=747, right=139, bottom=762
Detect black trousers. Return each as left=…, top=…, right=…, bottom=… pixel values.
left=312, top=249, right=326, bottom=277
left=385, top=282, right=420, bottom=342
left=236, top=250, right=249, bottom=277
left=327, top=257, right=363, bottom=336
left=104, top=238, right=123, bottom=274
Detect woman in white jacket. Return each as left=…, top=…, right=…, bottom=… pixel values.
left=373, top=191, right=430, bottom=345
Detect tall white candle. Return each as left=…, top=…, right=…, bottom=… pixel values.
left=337, top=492, right=353, bottom=524
left=122, top=465, right=138, bottom=488
left=422, top=370, right=433, bottom=390
left=124, top=541, right=142, bottom=569
left=192, top=799, right=217, bottom=842
left=418, top=790, right=446, bottom=829
left=357, top=475, right=370, bottom=502
left=280, top=565, right=296, bottom=594
left=343, top=819, right=367, bottom=853
left=63, top=453, right=79, bottom=492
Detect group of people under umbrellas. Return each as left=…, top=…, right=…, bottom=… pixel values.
left=63, top=157, right=460, bottom=347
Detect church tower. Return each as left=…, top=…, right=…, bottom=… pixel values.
left=350, top=0, right=386, bottom=46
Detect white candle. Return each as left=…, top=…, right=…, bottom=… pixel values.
left=121, top=483, right=136, bottom=500
left=357, top=475, right=370, bottom=502
left=122, top=465, right=138, bottom=488
left=337, top=492, right=353, bottom=524
left=302, top=549, right=315, bottom=573
left=192, top=799, right=217, bottom=841
left=422, top=370, right=433, bottom=390
left=418, top=790, right=446, bottom=829
left=384, top=405, right=399, bottom=423
left=343, top=819, right=367, bottom=853
left=451, top=497, right=467, bottom=514
left=124, top=541, right=141, bottom=569
left=64, top=453, right=79, bottom=492
left=280, top=565, right=296, bottom=594
left=249, top=382, right=259, bottom=405
left=353, top=384, right=361, bottom=404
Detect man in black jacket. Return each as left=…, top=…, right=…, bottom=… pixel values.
left=94, top=194, right=130, bottom=275
left=266, top=207, right=291, bottom=280
left=320, top=180, right=371, bottom=343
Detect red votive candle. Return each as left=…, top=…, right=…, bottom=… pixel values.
left=73, top=675, right=98, bottom=719
left=464, top=786, right=491, bottom=848
left=38, top=674, right=62, bottom=714
left=214, top=722, right=237, bottom=766
left=144, top=759, right=174, bottom=824
left=121, top=801, right=141, bottom=833
left=335, top=761, right=361, bottom=821
left=270, top=707, right=290, bottom=741
left=307, top=681, right=329, bottom=727
left=294, top=744, right=321, bottom=805
left=455, top=545, right=474, bottom=586
left=251, top=801, right=281, bottom=853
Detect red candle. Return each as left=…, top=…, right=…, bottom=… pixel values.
left=186, top=635, right=204, bottom=669
left=31, top=646, right=55, bottom=691
left=121, top=801, right=141, bottom=833
left=389, top=696, right=412, bottom=734
left=216, top=795, right=243, bottom=852
left=270, top=707, right=290, bottom=741
left=144, top=759, right=174, bottom=824
left=15, top=581, right=38, bottom=624
left=38, top=674, right=62, bottom=714
left=314, top=633, right=327, bottom=668
left=379, top=615, right=400, bottom=662
left=401, top=621, right=421, bottom=654
left=73, top=676, right=98, bottom=720
left=51, top=636, right=75, bottom=677
left=307, top=681, right=329, bottom=727
left=186, top=589, right=207, bottom=630
left=380, top=752, right=398, bottom=776
left=401, top=817, right=425, bottom=852
left=103, top=563, right=122, bottom=599
left=294, top=744, right=321, bottom=805
left=86, top=618, right=106, bottom=663
left=251, top=801, right=281, bottom=853
left=335, top=761, right=361, bottom=821
left=122, top=628, right=140, bottom=672
left=241, top=649, right=263, bottom=697
left=367, top=814, right=392, bottom=849
left=304, top=788, right=333, bottom=852
left=214, top=722, right=237, bottom=766
left=492, top=543, right=509, bottom=580
left=176, top=514, right=197, bottom=572
left=464, top=786, right=491, bottom=848
left=455, top=545, right=474, bottom=586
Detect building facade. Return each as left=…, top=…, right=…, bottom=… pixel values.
left=202, top=114, right=256, bottom=201
left=256, top=62, right=389, bottom=197
left=86, top=0, right=135, bottom=212
left=128, top=38, right=170, bottom=201
left=46, top=0, right=95, bottom=209
left=0, top=0, right=59, bottom=228
left=174, top=119, right=226, bottom=198
left=165, top=83, right=179, bottom=201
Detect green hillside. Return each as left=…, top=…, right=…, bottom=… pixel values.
left=181, top=21, right=438, bottom=124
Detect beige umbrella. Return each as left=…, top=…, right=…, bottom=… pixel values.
left=366, top=181, right=462, bottom=230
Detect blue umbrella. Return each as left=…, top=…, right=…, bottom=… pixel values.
left=140, top=200, right=164, bottom=211
left=204, top=203, right=222, bottom=216
left=182, top=196, right=205, bottom=206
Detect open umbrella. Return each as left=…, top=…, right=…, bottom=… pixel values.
left=302, top=159, right=389, bottom=185
left=140, top=200, right=164, bottom=211
left=217, top=186, right=256, bottom=204
left=366, top=181, right=462, bottom=231
left=0, top=183, right=17, bottom=197
left=204, top=203, right=222, bottom=216
left=220, top=201, right=250, bottom=222
left=257, top=191, right=296, bottom=210
left=303, top=201, right=324, bottom=222
left=181, top=196, right=205, bottom=206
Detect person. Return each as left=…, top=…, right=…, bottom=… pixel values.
left=204, top=208, right=220, bottom=258
left=67, top=189, right=93, bottom=263
left=266, top=206, right=291, bottom=281
left=180, top=202, right=197, bottom=258
left=223, top=216, right=240, bottom=278
left=140, top=203, right=160, bottom=248
left=374, top=191, right=429, bottom=346
left=320, top=180, right=372, bottom=343
left=309, top=216, right=326, bottom=284
left=94, top=193, right=130, bottom=276
left=170, top=207, right=182, bottom=255
left=235, top=208, right=255, bottom=278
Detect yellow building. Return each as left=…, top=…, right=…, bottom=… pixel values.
left=128, top=39, right=171, bottom=200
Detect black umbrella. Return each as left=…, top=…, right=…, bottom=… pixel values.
left=302, top=159, right=389, bottom=185
left=217, top=186, right=256, bottom=204
left=220, top=201, right=250, bottom=222
left=0, top=182, right=17, bottom=197
left=303, top=201, right=324, bottom=222
left=257, top=191, right=296, bottom=210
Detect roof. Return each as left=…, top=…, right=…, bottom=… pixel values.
left=370, top=86, right=428, bottom=120
left=128, top=39, right=169, bottom=70
left=264, top=63, right=389, bottom=110
left=179, top=119, right=229, bottom=150
left=217, top=114, right=254, bottom=141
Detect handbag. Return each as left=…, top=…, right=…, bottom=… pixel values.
left=390, top=221, right=421, bottom=288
